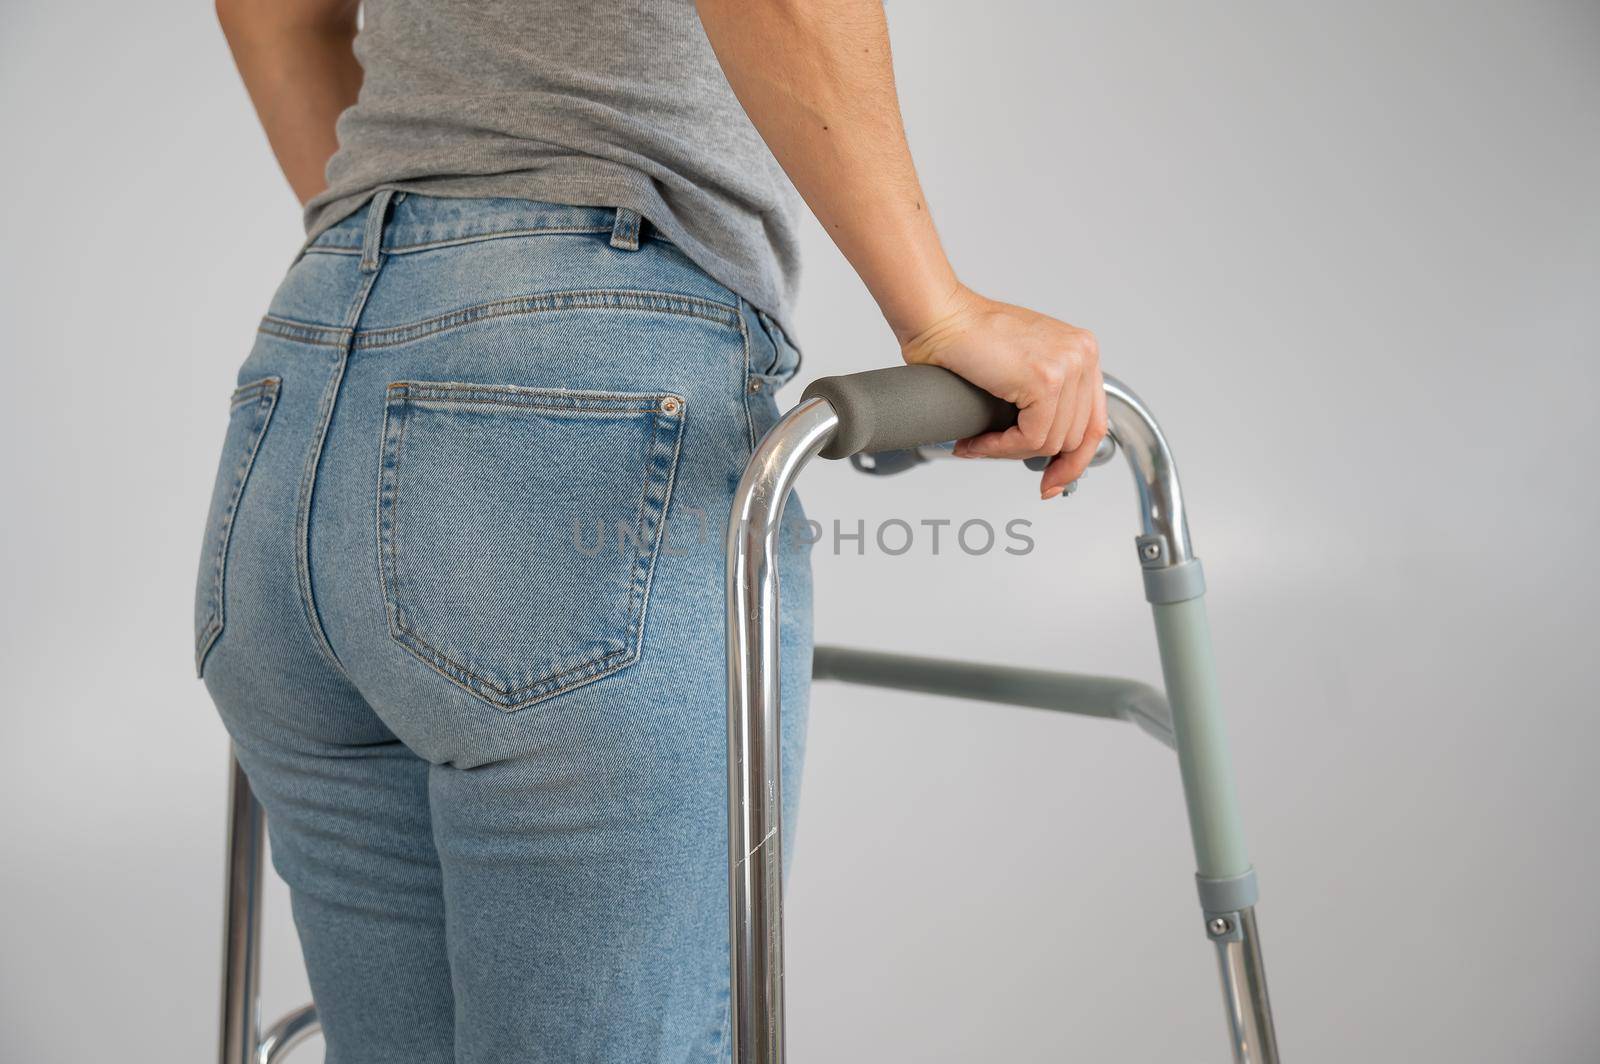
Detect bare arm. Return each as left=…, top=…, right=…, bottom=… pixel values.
left=696, top=0, right=1105, bottom=496
left=216, top=0, right=362, bottom=206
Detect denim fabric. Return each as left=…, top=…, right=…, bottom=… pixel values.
left=195, top=193, right=812, bottom=1064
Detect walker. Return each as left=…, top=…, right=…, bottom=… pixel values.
left=217, top=366, right=1281, bottom=1063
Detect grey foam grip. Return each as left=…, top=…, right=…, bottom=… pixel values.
left=800, top=365, right=1018, bottom=460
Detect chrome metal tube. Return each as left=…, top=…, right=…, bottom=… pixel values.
left=1214, top=907, right=1281, bottom=1063
left=219, top=754, right=265, bottom=1064
left=256, top=1004, right=321, bottom=1064
left=1103, top=375, right=1193, bottom=565
left=726, top=397, right=840, bottom=1064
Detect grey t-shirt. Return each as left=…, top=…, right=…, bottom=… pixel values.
left=304, top=0, right=802, bottom=336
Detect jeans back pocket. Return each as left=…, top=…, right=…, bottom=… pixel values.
left=195, top=376, right=281, bottom=675
left=377, top=381, right=686, bottom=711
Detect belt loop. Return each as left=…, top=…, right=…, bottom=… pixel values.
left=609, top=207, right=642, bottom=252
left=360, top=189, right=398, bottom=274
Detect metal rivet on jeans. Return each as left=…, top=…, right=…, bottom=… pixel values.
left=661, top=397, right=682, bottom=415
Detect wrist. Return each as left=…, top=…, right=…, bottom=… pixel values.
left=897, top=284, right=988, bottom=364
left=879, top=267, right=966, bottom=347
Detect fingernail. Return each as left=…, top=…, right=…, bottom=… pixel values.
left=1041, top=485, right=1063, bottom=500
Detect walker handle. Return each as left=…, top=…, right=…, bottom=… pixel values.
left=800, top=364, right=1019, bottom=460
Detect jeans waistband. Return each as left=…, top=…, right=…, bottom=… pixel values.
left=306, top=193, right=649, bottom=263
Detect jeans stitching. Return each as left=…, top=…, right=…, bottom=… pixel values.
left=259, top=290, right=741, bottom=353
left=388, top=382, right=675, bottom=413
left=737, top=302, right=756, bottom=453
left=295, top=357, right=352, bottom=676
left=377, top=383, right=687, bottom=710
left=617, top=402, right=686, bottom=655
left=392, top=630, right=639, bottom=706
left=381, top=227, right=614, bottom=255
left=375, top=393, right=399, bottom=658
left=620, top=411, right=664, bottom=651
left=709, top=994, right=732, bottom=1064
left=229, top=379, right=278, bottom=407
left=195, top=377, right=281, bottom=675
left=609, top=208, right=642, bottom=251
left=628, top=398, right=687, bottom=703
left=258, top=317, right=350, bottom=348
left=352, top=290, right=741, bottom=349
left=292, top=267, right=381, bottom=681
left=308, top=224, right=614, bottom=255
left=385, top=389, right=414, bottom=659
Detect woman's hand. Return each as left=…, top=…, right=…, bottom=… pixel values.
left=900, top=286, right=1108, bottom=499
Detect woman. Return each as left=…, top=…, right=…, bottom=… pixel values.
left=199, top=1, right=1106, bottom=1060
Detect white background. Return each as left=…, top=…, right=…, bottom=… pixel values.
left=2, top=2, right=1597, bottom=1061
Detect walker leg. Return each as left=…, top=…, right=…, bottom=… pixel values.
left=1149, top=592, right=1280, bottom=1063
left=1103, top=377, right=1281, bottom=1061
left=1211, top=905, right=1280, bottom=1063
left=219, top=752, right=265, bottom=1064
left=257, top=1003, right=321, bottom=1064
left=725, top=398, right=840, bottom=1064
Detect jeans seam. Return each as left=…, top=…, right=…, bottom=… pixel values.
left=757, top=309, right=803, bottom=385
left=351, top=289, right=741, bottom=350
left=293, top=268, right=380, bottom=681
left=707, top=981, right=733, bottom=1064
left=618, top=407, right=671, bottom=660
left=260, top=290, right=741, bottom=353
left=258, top=316, right=350, bottom=348
left=195, top=377, right=281, bottom=675
left=308, top=225, right=614, bottom=257
left=393, top=629, right=639, bottom=706
left=387, top=382, right=676, bottom=414
left=738, top=301, right=756, bottom=453
left=374, top=390, right=397, bottom=680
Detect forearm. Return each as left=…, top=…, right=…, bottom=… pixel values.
left=217, top=0, right=362, bottom=205
left=700, top=0, right=1106, bottom=495
left=696, top=0, right=958, bottom=343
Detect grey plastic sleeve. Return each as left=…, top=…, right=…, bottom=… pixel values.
left=1196, top=868, right=1260, bottom=915
left=1143, top=558, right=1207, bottom=604
left=801, top=365, right=1018, bottom=460
left=1153, top=595, right=1252, bottom=879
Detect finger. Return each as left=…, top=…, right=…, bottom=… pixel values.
left=1039, top=438, right=1094, bottom=498
left=1040, top=391, right=1108, bottom=498
left=1039, top=366, right=1082, bottom=459
left=1061, top=373, right=1095, bottom=455
left=959, top=401, right=1055, bottom=459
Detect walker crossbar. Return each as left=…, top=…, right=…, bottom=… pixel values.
left=216, top=369, right=1280, bottom=1064
left=725, top=368, right=1280, bottom=1063
left=812, top=645, right=1177, bottom=748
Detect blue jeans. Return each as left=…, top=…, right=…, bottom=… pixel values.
left=196, top=192, right=812, bottom=1064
